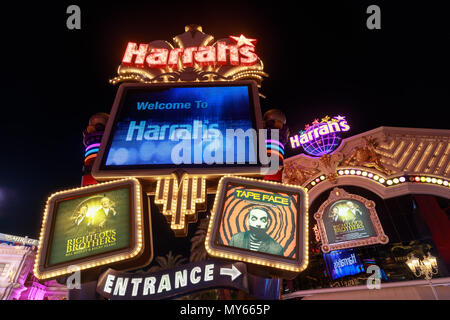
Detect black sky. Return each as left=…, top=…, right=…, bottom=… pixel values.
left=0, top=1, right=448, bottom=240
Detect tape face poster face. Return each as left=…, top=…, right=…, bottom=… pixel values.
left=322, top=199, right=376, bottom=244
left=217, top=183, right=299, bottom=259
left=47, top=187, right=131, bottom=266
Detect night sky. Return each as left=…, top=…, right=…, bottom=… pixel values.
left=0, top=1, right=448, bottom=241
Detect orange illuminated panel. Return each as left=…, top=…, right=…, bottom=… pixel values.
left=205, top=176, right=309, bottom=276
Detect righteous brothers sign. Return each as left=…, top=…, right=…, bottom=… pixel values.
left=314, top=188, right=389, bottom=253
left=34, top=178, right=153, bottom=280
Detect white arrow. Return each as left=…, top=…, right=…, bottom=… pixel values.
left=220, top=264, right=241, bottom=281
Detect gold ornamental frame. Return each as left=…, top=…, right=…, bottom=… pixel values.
left=314, top=187, right=388, bottom=253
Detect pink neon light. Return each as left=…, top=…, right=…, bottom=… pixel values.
left=85, top=143, right=101, bottom=152
left=266, top=139, right=285, bottom=149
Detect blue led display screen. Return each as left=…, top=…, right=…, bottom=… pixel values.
left=101, top=84, right=260, bottom=169
left=323, top=249, right=364, bottom=280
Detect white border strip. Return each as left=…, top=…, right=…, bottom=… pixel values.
left=282, top=277, right=450, bottom=299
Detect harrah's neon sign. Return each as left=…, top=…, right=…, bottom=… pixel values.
left=290, top=115, right=350, bottom=150
left=122, top=35, right=258, bottom=69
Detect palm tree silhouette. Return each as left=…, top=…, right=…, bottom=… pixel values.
left=189, top=217, right=210, bottom=262
left=148, top=251, right=187, bottom=272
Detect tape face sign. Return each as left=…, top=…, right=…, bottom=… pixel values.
left=205, top=176, right=309, bottom=276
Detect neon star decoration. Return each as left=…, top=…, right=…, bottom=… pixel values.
left=229, top=34, right=257, bottom=47
left=321, top=116, right=331, bottom=123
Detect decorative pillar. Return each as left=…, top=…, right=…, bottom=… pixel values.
left=81, top=113, right=109, bottom=187
left=263, top=109, right=289, bottom=182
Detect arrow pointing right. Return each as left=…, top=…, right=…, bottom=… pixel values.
left=220, top=264, right=242, bottom=281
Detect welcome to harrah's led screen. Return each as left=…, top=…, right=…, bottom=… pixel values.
left=98, top=82, right=262, bottom=173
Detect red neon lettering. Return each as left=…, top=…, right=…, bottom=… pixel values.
left=182, top=47, right=198, bottom=67
left=122, top=42, right=149, bottom=68
left=239, top=45, right=258, bottom=66
left=217, top=42, right=239, bottom=66
left=194, top=46, right=216, bottom=66
left=121, top=38, right=259, bottom=68
left=146, top=48, right=169, bottom=68
left=167, top=48, right=184, bottom=69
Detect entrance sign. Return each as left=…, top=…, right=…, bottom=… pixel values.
left=205, top=176, right=309, bottom=276
left=314, top=187, right=389, bottom=253
left=92, top=81, right=265, bottom=179
left=96, top=260, right=248, bottom=300
left=34, top=178, right=151, bottom=280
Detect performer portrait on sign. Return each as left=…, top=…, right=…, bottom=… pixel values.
left=229, top=206, right=284, bottom=255
left=346, top=201, right=363, bottom=217
left=96, top=196, right=117, bottom=229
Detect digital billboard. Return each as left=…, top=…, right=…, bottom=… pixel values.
left=92, top=81, right=264, bottom=179
left=314, top=187, right=389, bottom=253
left=323, top=249, right=364, bottom=280
left=34, top=178, right=151, bottom=280
left=206, top=176, right=309, bottom=276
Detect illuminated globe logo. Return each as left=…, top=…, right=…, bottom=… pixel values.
left=289, top=115, right=351, bottom=157
left=301, top=123, right=342, bottom=156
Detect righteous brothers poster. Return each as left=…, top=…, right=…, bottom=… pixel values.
left=47, top=187, right=131, bottom=265
left=206, top=176, right=309, bottom=275
left=35, top=179, right=148, bottom=280
left=314, top=187, right=389, bottom=253
left=322, top=199, right=376, bottom=244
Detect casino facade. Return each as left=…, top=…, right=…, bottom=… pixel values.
left=281, top=126, right=450, bottom=299
left=30, top=25, right=450, bottom=300
left=0, top=234, right=67, bottom=300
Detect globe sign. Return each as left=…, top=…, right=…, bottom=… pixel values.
left=302, top=123, right=342, bottom=156
left=289, top=116, right=351, bottom=157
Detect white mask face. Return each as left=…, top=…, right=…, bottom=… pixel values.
left=248, top=209, right=269, bottom=230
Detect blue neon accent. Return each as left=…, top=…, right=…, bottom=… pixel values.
left=267, top=144, right=285, bottom=155
left=85, top=148, right=99, bottom=157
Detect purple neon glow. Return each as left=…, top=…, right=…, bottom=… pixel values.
left=302, top=123, right=341, bottom=157
left=85, top=143, right=101, bottom=152
left=265, top=139, right=285, bottom=149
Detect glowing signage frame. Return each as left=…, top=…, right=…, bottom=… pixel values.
left=92, top=81, right=265, bottom=180
left=34, top=178, right=152, bottom=280
left=205, top=176, right=309, bottom=277
left=314, top=187, right=389, bottom=253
